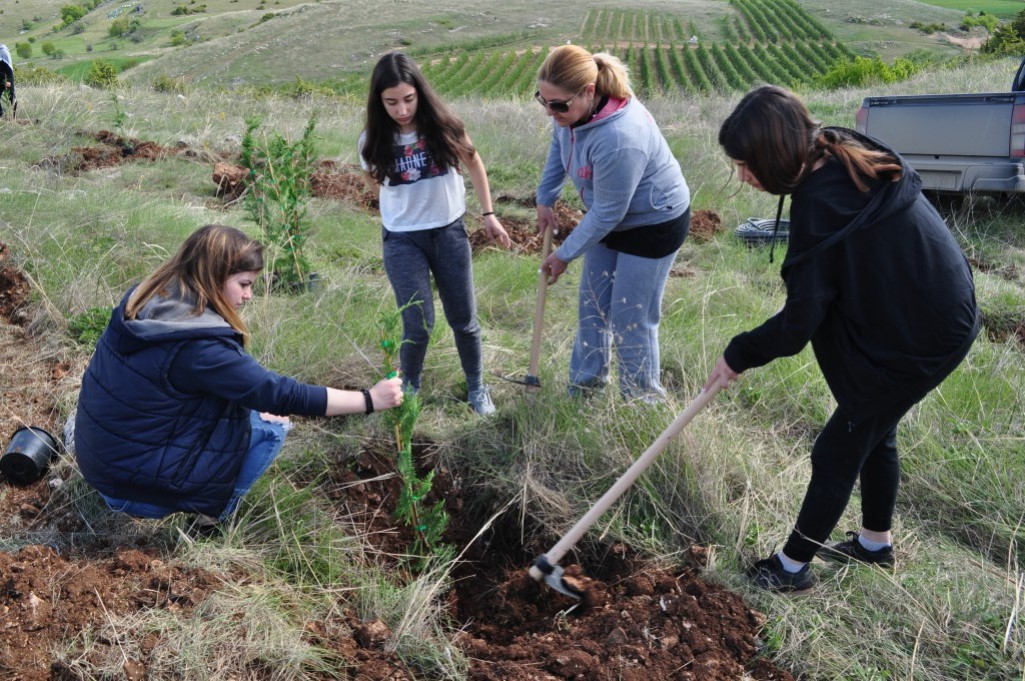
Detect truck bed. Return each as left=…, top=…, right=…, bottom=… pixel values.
left=857, top=91, right=1025, bottom=194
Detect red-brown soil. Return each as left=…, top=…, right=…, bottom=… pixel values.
left=316, top=444, right=793, bottom=680
left=37, top=131, right=183, bottom=173
left=213, top=160, right=380, bottom=208
left=689, top=209, right=724, bottom=244
left=0, top=244, right=31, bottom=323
left=469, top=200, right=583, bottom=255
left=309, top=160, right=378, bottom=209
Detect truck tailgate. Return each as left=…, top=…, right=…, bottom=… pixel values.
left=862, top=93, right=1016, bottom=157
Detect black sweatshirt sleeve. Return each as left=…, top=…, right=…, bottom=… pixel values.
left=723, top=252, right=838, bottom=373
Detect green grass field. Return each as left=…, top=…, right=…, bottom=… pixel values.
left=915, top=0, right=1025, bottom=19
left=56, top=55, right=152, bottom=80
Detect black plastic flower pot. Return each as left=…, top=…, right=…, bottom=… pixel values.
left=733, top=217, right=790, bottom=246
left=1, top=426, right=61, bottom=485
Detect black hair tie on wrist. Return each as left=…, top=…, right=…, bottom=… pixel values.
left=361, top=388, right=374, bottom=415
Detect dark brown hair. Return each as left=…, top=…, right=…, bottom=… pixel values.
left=126, top=224, right=264, bottom=345
left=361, top=52, right=474, bottom=185
left=719, top=85, right=901, bottom=195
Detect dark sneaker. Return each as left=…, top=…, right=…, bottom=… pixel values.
left=819, top=531, right=894, bottom=567
left=746, top=554, right=814, bottom=593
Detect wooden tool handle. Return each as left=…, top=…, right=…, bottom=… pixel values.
left=526, top=224, right=554, bottom=382
left=542, top=383, right=722, bottom=567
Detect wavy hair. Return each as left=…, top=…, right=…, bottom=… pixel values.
left=719, top=85, right=901, bottom=195
left=126, top=224, right=264, bottom=345
left=361, top=52, right=474, bottom=185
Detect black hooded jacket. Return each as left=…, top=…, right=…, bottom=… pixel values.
left=723, top=128, right=979, bottom=423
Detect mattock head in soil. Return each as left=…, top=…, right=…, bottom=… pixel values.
left=527, top=556, right=610, bottom=612
left=560, top=563, right=608, bottom=612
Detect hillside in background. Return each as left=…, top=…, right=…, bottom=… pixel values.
left=2, top=0, right=987, bottom=93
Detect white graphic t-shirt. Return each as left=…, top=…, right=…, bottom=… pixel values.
left=359, top=130, right=465, bottom=232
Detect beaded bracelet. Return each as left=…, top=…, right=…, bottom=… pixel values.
left=360, top=388, right=374, bottom=415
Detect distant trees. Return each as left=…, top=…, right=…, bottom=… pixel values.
left=85, top=61, right=119, bottom=89
left=60, top=4, right=88, bottom=26
left=41, top=41, right=65, bottom=59
left=109, top=16, right=141, bottom=38
left=982, top=9, right=1025, bottom=56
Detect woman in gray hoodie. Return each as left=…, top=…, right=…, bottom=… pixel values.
left=535, top=45, right=690, bottom=402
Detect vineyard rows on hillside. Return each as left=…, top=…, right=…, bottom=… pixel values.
left=415, top=0, right=854, bottom=97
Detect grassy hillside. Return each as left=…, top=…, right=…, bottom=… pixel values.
left=2, top=53, right=1024, bottom=678
left=3, top=0, right=989, bottom=92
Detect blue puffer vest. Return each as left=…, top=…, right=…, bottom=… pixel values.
left=75, top=290, right=251, bottom=517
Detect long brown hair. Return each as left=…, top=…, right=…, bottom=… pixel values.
left=361, top=52, right=474, bottom=185
left=537, top=45, right=633, bottom=100
left=126, top=224, right=264, bottom=345
left=718, top=85, right=901, bottom=195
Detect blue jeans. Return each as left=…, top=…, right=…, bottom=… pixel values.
left=569, top=242, right=678, bottom=400
left=381, top=217, right=483, bottom=392
left=100, top=411, right=289, bottom=522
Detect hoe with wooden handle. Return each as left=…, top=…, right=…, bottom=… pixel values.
left=524, top=223, right=554, bottom=390
left=529, top=382, right=723, bottom=598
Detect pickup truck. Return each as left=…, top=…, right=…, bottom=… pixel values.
left=854, top=57, right=1025, bottom=195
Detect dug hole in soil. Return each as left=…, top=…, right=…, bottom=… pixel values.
left=317, top=442, right=792, bottom=680
left=2, top=191, right=779, bottom=679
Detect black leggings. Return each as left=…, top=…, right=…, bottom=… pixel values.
left=782, top=400, right=917, bottom=563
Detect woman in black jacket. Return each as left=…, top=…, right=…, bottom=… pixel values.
left=704, top=85, right=979, bottom=592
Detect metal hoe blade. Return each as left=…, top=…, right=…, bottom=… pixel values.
left=530, top=555, right=584, bottom=600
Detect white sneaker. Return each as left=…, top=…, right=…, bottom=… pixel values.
left=467, top=386, right=496, bottom=416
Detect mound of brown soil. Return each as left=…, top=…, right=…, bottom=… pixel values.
left=212, top=161, right=247, bottom=201
left=212, top=160, right=379, bottom=208
left=0, top=545, right=218, bottom=680
left=310, top=160, right=377, bottom=208
left=689, top=209, right=723, bottom=243
left=37, top=130, right=182, bottom=173
left=469, top=201, right=583, bottom=255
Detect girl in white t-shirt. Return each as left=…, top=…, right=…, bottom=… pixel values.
left=360, top=52, right=510, bottom=415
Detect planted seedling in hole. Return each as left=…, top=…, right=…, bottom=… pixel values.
left=379, top=304, right=453, bottom=569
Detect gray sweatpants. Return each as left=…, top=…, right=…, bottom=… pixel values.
left=382, top=217, right=483, bottom=392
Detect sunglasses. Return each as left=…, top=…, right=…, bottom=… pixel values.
left=534, top=90, right=578, bottom=114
